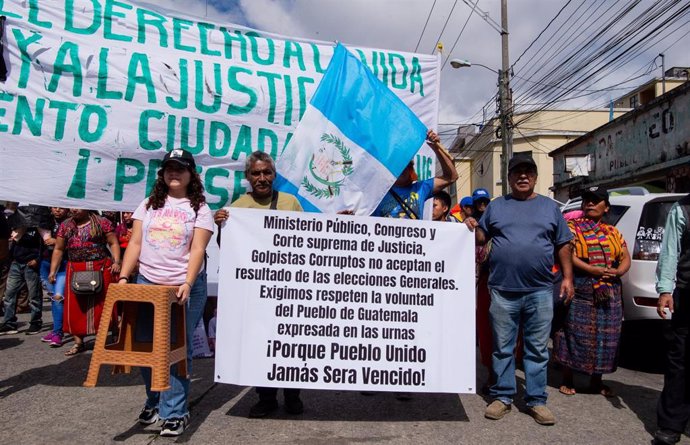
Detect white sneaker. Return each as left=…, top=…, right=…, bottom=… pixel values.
left=160, top=415, right=189, bottom=436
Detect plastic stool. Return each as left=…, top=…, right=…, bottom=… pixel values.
left=84, top=283, right=187, bottom=391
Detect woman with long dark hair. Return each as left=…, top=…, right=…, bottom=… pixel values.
left=118, top=149, right=213, bottom=437
left=49, top=209, right=121, bottom=355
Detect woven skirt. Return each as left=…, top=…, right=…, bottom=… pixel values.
left=553, top=275, right=623, bottom=375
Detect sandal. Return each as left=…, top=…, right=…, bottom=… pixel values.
left=559, top=385, right=576, bottom=396
left=64, top=343, right=86, bottom=356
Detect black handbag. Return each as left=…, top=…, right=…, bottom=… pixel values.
left=71, top=269, right=104, bottom=296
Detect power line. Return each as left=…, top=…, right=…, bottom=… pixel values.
left=514, top=0, right=642, bottom=99
left=515, top=0, right=642, bottom=102
left=430, top=0, right=459, bottom=53
left=440, top=0, right=479, bottom=70
left=510, top=0, right=576, bottom=69
left=513, top=1, right=690, bottom=126
left=512, top=0, right=614, bottom=91
left=525, top=0, right=683, bottom=102
left=414, top=0, right=438, bottom=53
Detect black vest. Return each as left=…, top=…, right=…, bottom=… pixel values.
left=675, top=195, right=690, bottom=289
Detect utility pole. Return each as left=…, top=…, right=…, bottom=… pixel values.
left=460, top=0, right=511, bottom=195
left=659, top=53, right=666, bottom=94
left=499, top=0, right=511, bottom=196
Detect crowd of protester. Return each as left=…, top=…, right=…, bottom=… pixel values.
left=0, top=139, right=688, bottom=443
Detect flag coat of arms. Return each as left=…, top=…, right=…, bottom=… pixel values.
left=274, top=43, right=428, bottom=215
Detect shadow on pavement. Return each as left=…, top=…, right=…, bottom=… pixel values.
left=226, top=388, right=469, bottom=422
left=0, top=342, right=152, bottom=398
left=599, top=381, right=659, bottom=436
left=618, top=320, right=667, bottom=374
left=178, top=383, right=247, bottom=443
left=110, top=358, right=245, bottom=443
left=0, top=337, right=23, bottom=350
left=0, top=353, right=98, bottom=397
left=112, top=425, right=158, bottom=443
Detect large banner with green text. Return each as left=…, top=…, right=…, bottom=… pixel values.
left=0, top=0, right=440, bottom=211
left=215, top=208, right=476, bottom=393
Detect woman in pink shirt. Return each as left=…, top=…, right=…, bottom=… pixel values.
left=118, top=149, right=213, bottom=437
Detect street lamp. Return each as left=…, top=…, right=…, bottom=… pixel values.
left=449, top=59, right=497, bottom=73
left=451, top=58, right=512, bottom=196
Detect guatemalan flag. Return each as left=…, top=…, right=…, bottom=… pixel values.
left=274, top=43, right=428, bottom=215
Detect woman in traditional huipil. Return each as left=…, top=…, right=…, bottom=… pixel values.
left=553, top=187, right=630, bottom=396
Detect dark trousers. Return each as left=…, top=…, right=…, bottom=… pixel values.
left=2, top=261, right=43, bottom=328
left=0, top=258, right=29, bottom=313
left=256, top=387, right=300, bottom=402
left=658, top=287, right=690, bottom=433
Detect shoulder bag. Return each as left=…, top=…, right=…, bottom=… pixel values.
left=71, top=266, right=105, bottom=297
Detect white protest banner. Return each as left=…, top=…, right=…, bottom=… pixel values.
left=0, top=0, right=440, bottom=211
left=215, top=209, right=476, bottom=393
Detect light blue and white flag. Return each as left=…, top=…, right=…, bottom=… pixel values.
left=274, top=43, right=428, bottom=215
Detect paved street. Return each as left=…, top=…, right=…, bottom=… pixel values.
left=1, top=308, right=688, bottom=445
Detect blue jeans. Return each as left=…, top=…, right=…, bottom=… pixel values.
left=489, top=287, right=553, bottom=407
left=137, top=272, right=207, bottom=420
left=40, top=259, right=67, bottom=335
left=2, top=261, right=43, bottom=328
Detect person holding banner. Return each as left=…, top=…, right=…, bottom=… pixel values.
left=49, top=209, right=121, bottom=355
left=214, top=151, right=305, bottom=418
left=371, top=130, right=458, bottom=219
left=117, top=149, right=213, bottom=437
left=465, top=154, right=574, bottom=426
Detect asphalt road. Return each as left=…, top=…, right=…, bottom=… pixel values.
left=1, top=309, right=688, bottom=445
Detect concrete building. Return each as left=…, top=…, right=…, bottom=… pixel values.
left=550, top=80, right=690, bottom=202
left=613, top=67, right=689, bottom=109
left=447, top=125, right=475, bottom=203
left=449, top=109, right=628, bottom=201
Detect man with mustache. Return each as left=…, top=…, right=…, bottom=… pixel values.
left=464, top=153, right=574, bottom=426
left=214, top=151, right=303, bottom=418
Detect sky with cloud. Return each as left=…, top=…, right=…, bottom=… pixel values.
left=147, top=0, right=690, bottom=143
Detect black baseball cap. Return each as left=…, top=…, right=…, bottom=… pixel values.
left=508, top=153, right=537, bottom=173
left=162, top=149, right=196, bottom=170
left=581, top=186, right=609, bottom=204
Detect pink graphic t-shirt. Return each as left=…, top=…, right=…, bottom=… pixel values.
left=133, top=197, right=214, bottom=285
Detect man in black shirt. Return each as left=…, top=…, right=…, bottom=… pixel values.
left=0, top=221, right=43, bottom=335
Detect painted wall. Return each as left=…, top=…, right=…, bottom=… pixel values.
left=552, top=82, right=690, bottom=201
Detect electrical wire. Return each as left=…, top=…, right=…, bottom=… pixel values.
left=430, top=0, right=459, bottom=53
left=517, top=0, right=684, bottom=104
left=510, top=0, right=577, bottom=69
left=452, top=0, right=690, bottom=196
left=513, top=1, right=690, bottom=127
left=414, top=0, right=438, bottom=53
left=440, top=0, right=479, bottom=70
left=512, top=0, right=628, bottom=93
